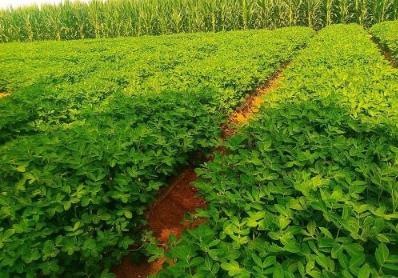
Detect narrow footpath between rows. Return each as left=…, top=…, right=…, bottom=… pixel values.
left=371, top=37, right=397, bottom=68
left=382, top=51, right=397, bottom=67
left=113, top=64, right=288, bottom=278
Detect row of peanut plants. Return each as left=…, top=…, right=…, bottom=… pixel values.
left=371, top=20, right=398, bottom=63
left=158, top=24, right=398, bottom=277
left=0, top=27, right=314, bottom=277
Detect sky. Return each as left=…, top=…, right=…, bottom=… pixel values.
left=0, top=0, right=89, bottom=9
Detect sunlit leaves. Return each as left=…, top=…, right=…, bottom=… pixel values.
left=159, top=25, right=398, bottom=277
left=0, top=27, right=314, bottom=277
left=371, top=21, right=398, bottom=64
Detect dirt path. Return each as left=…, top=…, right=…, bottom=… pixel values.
left=112, top=64, right=287, bottom=278
left=371, top=36, right=397, bottom=67
left=113, top=169, right=206, bottom=278
left=380, top=48, right=397, bottom=67
left=222, top=64, right=287, bottom=138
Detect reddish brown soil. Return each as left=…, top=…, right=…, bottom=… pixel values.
left=113, top=169, right=206, bottom=278
left=371, top=36, right=397, bottom=68
left=148, top=168, right=206, bottom=242
left=384, top=51, right=397, bottom=67
left=114, top=257, right=165, bottom=278
left=112, top=65, right=287, bottom=278
left=222, top=66, right=285, bottom=138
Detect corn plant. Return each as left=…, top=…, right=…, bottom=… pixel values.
left=0, top=0, right=397, bottom=42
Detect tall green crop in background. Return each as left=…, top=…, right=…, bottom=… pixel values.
left=0, top=0, right=397, bottom=42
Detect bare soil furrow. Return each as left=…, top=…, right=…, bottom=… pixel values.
left=113, top=62, right=288, bottom=277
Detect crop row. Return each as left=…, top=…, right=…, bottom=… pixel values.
left=371, top=20, right=398, bottom=64
left=0, top=27, right=314, bottom=277
left=158, top=25, right=398, bottom=277
left=0, top=27, right=314, bottom=144
left=0, top=0, right=397, bottom=42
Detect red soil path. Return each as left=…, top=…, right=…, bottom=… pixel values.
left=371, top=36, right=397, bottom=68
left=222, top=65, right=285, bottom=138
left=148, top=169, right=206, bottom=242
left=113, top=169, right=206, bottom=278
left=113, top=65, right=285, bottom=278
left=384, top=51, right=397, bottom=67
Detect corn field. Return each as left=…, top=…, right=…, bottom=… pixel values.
left=0, top=0, right=397, bottom=42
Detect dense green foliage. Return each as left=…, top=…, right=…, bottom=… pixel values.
left=0, top=27, right=314, bottom=277
left=0, top=28, right=314, bottom=141
left=1, top=0, right=398, bottom=42
left=371, top=20, right=398, bottom=63
left=158, top=25, right=398, bottom=277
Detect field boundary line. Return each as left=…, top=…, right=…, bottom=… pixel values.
left=150, top=62, right=288, bottom=209
left=222, top=62, right=287, bottom=138
left=145, top=61, right=289, bottom=216
left=370, top=35, right=397, bottom=67
left=113, top=61, right=291, bottom=277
